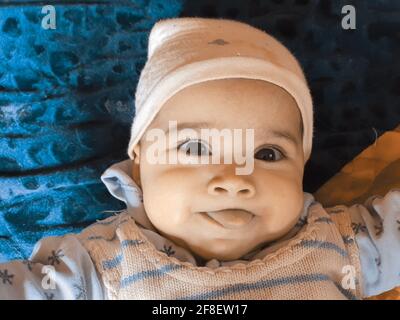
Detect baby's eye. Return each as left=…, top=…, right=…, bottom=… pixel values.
left=178, top=139, right=211, bottom=156
left=254, top=147, right=284, bottom=162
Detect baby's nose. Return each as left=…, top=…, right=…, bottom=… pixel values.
left=207, top=176, right=256, bottom=199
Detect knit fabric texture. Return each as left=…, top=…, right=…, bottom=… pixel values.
left=78, top=203, right=362, bottom=300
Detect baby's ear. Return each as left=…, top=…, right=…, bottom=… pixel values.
left=132, top=144, right=141, bottom=162
left=132, top=144, right=142, bottom=187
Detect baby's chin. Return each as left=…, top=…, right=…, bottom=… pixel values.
left=185, top=223, right=299, bottom=262
left=187, top=239, right=262, bottom=262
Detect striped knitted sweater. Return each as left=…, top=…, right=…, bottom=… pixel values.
left=77, top=201, right=362, bottom=300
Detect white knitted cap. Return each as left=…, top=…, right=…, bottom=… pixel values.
left=128, top=17, right=313, bottom=162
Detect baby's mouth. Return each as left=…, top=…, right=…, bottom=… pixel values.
left=200, top=209, right=254, bottom=230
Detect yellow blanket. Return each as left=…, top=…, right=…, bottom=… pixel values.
left=314, top=125, right=400, bottom=299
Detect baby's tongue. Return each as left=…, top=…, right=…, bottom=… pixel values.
left=207, top=209, right=253, bottom=229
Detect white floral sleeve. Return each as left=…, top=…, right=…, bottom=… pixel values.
left=349, top=189, right=400, bottom=297
left=0, top=234, right=105, bottom=300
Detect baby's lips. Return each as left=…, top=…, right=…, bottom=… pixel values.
left=206, top=209, right=254, bottom=229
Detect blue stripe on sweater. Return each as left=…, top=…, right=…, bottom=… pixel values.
left=121, top=239, right=143, bottom=248
left=101, top=239, right=144, bottom=270
left=88, top=234, right=117, bottom=242
left=314, top=217, right=333, bottom=224
left=120, top=263, right=182, bottom=289
left=178, top=273, right=357, bottom=300
left=333, top=282, right=358, bottom=300
left=299, top=240, right=348, bottom=257
left=102, top=253, right=123, bottom=270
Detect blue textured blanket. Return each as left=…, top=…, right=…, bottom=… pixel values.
left=0, top=0, right=182, bottom=262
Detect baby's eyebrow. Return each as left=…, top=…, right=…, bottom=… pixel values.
left=161, top=122, right=300, bottom=147
left=262, top=129, right=300, bottom=148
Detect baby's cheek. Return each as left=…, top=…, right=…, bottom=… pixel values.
left=141, top=165, right=197, bottom=226
left=274, top=176, right=303, bottom=216
left=256, top=169, right=304, bottom=229
left=257, top=166, right=302, bottom=197
left=274, top=185, right=304, bottom=232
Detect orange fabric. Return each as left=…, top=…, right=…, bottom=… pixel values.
left=314, top=125, right=400, bottom=299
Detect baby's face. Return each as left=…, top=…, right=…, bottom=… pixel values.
left=132, top=79, right=305, bottom=261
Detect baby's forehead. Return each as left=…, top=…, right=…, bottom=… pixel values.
left=147, top=78, right=302, bottom=139
left=155, top=79, right=299, bottom=114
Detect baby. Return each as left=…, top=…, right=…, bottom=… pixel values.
left=0, top=18, right=399, bottom=300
